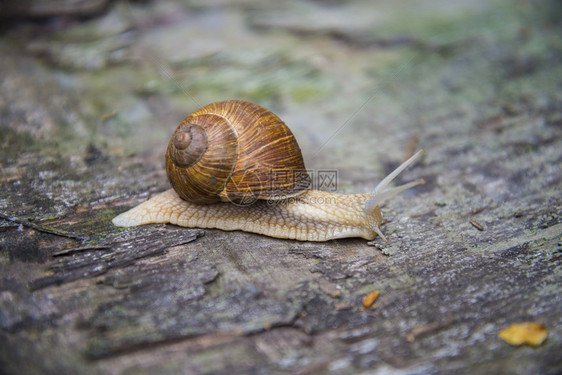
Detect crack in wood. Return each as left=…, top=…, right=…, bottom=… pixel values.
left=28, top=229, right=205, bottom=291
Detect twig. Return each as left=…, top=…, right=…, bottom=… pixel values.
left=406, top=319, right=455, bottom=342
left=469, top=219, right=485, bottom=231
left=0, top=213, right=88, bottom=242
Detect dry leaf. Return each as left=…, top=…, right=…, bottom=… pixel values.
left=362, top=291, right=380, bottom=309
left=498, top=322, right=548, bottom=347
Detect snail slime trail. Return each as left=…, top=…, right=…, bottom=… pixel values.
left=113, top=100, right=425, bottom=241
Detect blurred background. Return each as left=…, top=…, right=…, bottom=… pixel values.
left=2, top=0, right=559, bottom=188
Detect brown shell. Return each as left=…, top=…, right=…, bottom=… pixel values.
left=166, top=100, right=311, bottom=204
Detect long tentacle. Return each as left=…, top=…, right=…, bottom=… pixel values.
left=371, top=149, right=424, bottom=197
left=364, top=150, right=425, bottom=241
left=365, top=179, right=425, bottom=214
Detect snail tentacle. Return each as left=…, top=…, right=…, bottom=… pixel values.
left=371, top=149, right=424, bottom=197
left=364, top=149, right=425, bottom=216
left=364, top=178, right=426, bottom=215
left=372, top=225, right=388, bottom=243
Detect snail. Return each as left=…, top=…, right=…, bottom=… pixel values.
left=112, top=100, right=425, bottom=242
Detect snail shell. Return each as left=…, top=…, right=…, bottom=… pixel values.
left=166, top=100, right=311, bottom=204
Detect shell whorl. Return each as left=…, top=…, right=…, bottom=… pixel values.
left=168, top=124, right=208, bottom=168
left=166, top=114, right=239, bottom=204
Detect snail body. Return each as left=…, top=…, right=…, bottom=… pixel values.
left=113, top=100, right=424, bottom=242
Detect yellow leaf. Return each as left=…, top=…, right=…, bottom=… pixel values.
left=498, top=322, right=548, bottom=347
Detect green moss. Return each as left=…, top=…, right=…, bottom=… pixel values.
left=368, top=2, right=525, bottom=46
left=163, top=55, right=336, bottom=104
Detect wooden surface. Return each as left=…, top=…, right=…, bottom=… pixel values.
left=1, top=1, right=560, bottom=374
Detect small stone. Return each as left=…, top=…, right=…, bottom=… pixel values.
left=318, top=279, right=341, bottom=298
